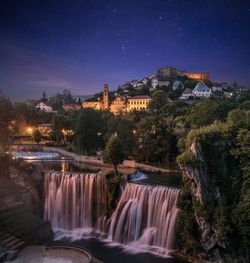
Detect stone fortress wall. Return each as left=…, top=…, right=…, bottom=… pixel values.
left=157, top=66, right=209, bottom=81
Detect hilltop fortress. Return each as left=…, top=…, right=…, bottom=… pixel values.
left=157, top=66, right=209, bottom=81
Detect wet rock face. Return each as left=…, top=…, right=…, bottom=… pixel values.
left=0, top=156, right=44, bottom=216
left=8, top=163, right=43, bottom=216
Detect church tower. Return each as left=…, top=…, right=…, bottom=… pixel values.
left=103, top=84, right=109, bottom=110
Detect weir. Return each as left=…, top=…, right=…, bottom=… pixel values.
left=44, top=171, right=106, bottom=232
left=44, top=171, right=179, bottom=256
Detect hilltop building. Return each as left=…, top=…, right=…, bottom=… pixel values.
left=127, top=95, right=151, bottom=112
left=172, top=80, right=184, bottom=90
left=157, top=66, right=209, bottom=81
left=158, top=80, right=171, bottom=87
left=103, top=84, right=109, bottom=110
left=110, top=96, right=127, bottom=114
left=82, top=84, right=109, bottom=111
left=192, top=82, right=211, bottom=97
left=180, top=88, right=193, bottom=99
left=82, top=84, right=151, bottom=114
left=35, top=102, right=53, bottom=112
left=151, top=77, right=159, bottom=88
left=63, top=103, right=81, bottom=111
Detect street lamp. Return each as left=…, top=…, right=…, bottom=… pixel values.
left=27, top=127, right=33, bottom=134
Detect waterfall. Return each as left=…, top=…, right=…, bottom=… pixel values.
left=44, top=172, right=179, bottom=256
left=108, top=183, right=179, bottom=256
left=44, top=171, right=106, bottom=234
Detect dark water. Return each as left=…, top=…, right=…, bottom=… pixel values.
left=129, top=172, right=181, bottom=188
left=53, top=238, right=186, bottom=263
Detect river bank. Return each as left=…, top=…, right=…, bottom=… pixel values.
left=10, top=144, right=177, bottom=174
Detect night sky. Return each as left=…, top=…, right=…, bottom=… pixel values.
left=1, top=0, right=250, bottom=101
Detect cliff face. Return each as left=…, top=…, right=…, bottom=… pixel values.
left=0, top=156, right=53, bottom=242
left=8, top=163, right=43, bottom=215
left=179, top=141, right=223, bottom=261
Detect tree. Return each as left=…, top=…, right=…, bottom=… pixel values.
left=33, top=130, right=42, bottom=145
left=105, top=117, right=136, bottom=156
left=187, top=100, right=220, bottom=128
left=0, top=93, right=14, bottom=154
left=74, top=109, right=104, bottom=154
left=41, top=91, right=48, bottom=102
left=103, top=134, right=127, bottom=174
left=149, top=90, right=170, bottom=114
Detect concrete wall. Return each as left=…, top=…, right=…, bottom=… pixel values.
left=10, top=145, right=175, bottom=173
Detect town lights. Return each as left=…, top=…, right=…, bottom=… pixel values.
left=27, top=127, right=33, bottom=134
left=61, top=129, right=73, bottom=136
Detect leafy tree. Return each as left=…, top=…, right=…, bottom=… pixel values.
left=74, top=109, right=104, bottom=154
left=41, top=91, right=48, bottom=102
left=105, top=117, right=136, bottom=156
left=149, top=90, right=170, bottom=114
left=187, top=100, right=220, bottom=128
left=0, top=93, right=14, bottom=154
left=103, top=134, right=127, bottom=174
left=33, top=130, right=42, bottom=145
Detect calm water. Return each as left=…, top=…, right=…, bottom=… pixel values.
left=52, top=238, right=186, bottom=263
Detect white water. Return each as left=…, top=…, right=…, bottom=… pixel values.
left=44, top=172, right=179, bottom=256
left=44, top=171, right=106, bottom=234
left=108, top=183, right=179, bottom=256
left=12, top=151, right=60, bottom=160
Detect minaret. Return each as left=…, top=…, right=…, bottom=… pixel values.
left=103, top=84, right=109, bottom=110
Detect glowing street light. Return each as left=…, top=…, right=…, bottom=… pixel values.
left=27, top=127, right=33, bottom=134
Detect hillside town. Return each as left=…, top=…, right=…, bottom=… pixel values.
left=33, top=66, right=248, bottom=114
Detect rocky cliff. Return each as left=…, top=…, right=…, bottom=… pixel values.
left=0, top=156, right=53, bottom=242
left=177, top=137, right=249, bottom=263
left=178, top=141, right=223, bottom=261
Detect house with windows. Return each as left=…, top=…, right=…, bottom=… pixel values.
left=192, top=82, right=211, bottom=97
left=158, top=80, right=170, bottom=87
left=172, top=80, right=184, bottom=90
left=180, top=88, right=193, bottom=100
left=35, top=102, right=53, bottom=112
left=151, top=77, right=158, bottom=88
left=127, top=95, right=151, bottom=112
left=110, top=96, right=127, bottom=114
left=63, top=103, right=81, bottom=111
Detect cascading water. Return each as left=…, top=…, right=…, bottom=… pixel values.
left=44, top=171, right=179, bottom=256
left=44, top=171, right=106, bottom=236
left=108, top=183, right=179, bottom=256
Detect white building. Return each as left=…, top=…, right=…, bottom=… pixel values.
left=172, top=80, right=184, bottom=90
left=36, top=102, right=53, bottom=112
left=158, top=80, right=170, bottom=87
left=151, top=77, right=158, bottom=88
left=136, top=82, right=144, bottom=89
left=192, top=82, right=211, bottom=97
left=130, top=80, right=139, bottom=88
left=142, top=77, right=149, bottom=85
left=212, top=86, right=223, bottom=92
left=180, top=88, right=193, bottom=100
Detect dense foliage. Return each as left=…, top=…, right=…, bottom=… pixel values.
left=176, top=106, right=250, bottom=261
